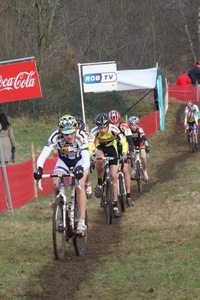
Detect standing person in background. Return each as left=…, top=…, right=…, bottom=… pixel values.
left=153, top=87, right=159, bottom=111
left=0, top=113, right=16, bottom=165
left=188, top=61, right=200, bottom=85
left=176, top=71, right=191, bottom=86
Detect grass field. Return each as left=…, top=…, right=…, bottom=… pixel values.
left=1, top=100, right=200, bottom=299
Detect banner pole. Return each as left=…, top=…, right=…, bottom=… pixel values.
left=77, top=63, right=86, bottom=127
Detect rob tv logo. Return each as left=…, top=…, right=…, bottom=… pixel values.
left=83, top=72, right=117, bottom=84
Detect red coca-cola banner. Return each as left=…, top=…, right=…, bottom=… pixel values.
left=0, top=60, right=42, bottom=103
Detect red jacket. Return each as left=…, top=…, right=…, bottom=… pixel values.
left=176, top=73, right=191, bottom=86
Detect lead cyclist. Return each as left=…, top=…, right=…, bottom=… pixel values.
left=33, top=114, right=90, bottom=236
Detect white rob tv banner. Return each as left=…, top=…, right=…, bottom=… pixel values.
left=82, top=63, right=117, bottom=93
left=82, top=64, right=157, bottom=93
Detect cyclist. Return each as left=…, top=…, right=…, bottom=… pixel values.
left=33, top=114, right=90, bottom=236
left=108, top=110, right=134, bottom=207
left=90, top=113, right=128, bottom=218
left=184, top=100, right=199, bottom=149
left=128, top=116, right=150, bottom=182
left=76, top=117, right=92, bottom=199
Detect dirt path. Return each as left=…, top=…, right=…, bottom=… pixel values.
left=24, top=102, right=198, bottom=300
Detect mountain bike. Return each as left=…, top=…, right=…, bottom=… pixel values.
left=117, top=160, right=127, bottom=212
left=96, top=156, right=115, bottom=225
left=37, top=171, right=88, bottom=260
left=187, top=125, right=197, bottom=152
left=131, top=146, right=144, bottom=193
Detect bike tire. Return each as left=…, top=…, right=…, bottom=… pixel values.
left=118, top=174, right=126, bottom=212
left=190, top=133, right=195, bottom=152
left=104, top=179, right=113, bottom=225
left=52, top=196, right=66, bottom=260
left=136, top=162, right=142, bottom=193
left=73, top=197, right=88, bottom=256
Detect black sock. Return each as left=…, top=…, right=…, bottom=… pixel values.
left=127, top=193, right=131, bottom=198
left=98, top=178, right=103, bottom=185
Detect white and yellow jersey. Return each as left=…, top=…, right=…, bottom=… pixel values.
left=37, top=129, right=89, bottom=168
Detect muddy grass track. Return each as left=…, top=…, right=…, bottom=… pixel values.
left=23, top=102, right=199, bottom=299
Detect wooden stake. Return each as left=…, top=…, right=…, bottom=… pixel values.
left=31, top=142, right=38, bottom=202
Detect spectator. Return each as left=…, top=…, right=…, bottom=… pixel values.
left=176, top=71, right=191, bottom=86
left=188, top=62, right=200, bottom=85
left=0, top=113, right=16, bottom=165
left=153, top=87, right=159, bottom=110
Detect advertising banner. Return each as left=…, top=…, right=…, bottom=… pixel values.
left=82, top=63, right=117, bottom=93
left=116, top=67, right=157, bottom=91
left=0, top=60, right=42, bottom=102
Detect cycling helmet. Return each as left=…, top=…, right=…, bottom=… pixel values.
left=58, top=114, right=77, bottom=134
left=76, top=117, right=85, bottom=130
left=187, top=100, right=193, bottom=107
left=108, top=110, right=121, bottom=124
left=95, top=113, right=110, bottom=127
left=128, top=116, right=139, bottom=125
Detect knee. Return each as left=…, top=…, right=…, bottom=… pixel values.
left=54, top=184, right=59, bottom=193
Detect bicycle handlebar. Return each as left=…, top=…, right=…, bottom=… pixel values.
left=36, top=173, right=81, bottom=191
left=95, top=156, right=117, bottom=161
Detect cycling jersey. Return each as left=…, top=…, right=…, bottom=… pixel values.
left=117, top=122, right=134, bottom=153
left=130, top=126, right=149, bottom=148
left=184, top=104, right=199, bottom=125
left=37, top=129, right=90, bottom=172
left=89, top=124, right=128, bottom=154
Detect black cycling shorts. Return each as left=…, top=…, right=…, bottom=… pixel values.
left=97, top=145, right=118, bottom=165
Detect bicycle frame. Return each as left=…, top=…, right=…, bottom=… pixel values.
left=96, top=156, right=114, bottom=225
left=130, top=146, right=144, bottom=193
left=187, top=125, right=197, bottom=152
left=117, top=161, right=127, bottom=212
left=37, top=172, right=87, bottom=259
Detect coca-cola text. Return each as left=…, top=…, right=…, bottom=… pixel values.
left=0, top=71, right=36, bottom=91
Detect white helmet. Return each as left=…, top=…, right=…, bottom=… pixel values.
left=128, top=116, right=139, bottom=125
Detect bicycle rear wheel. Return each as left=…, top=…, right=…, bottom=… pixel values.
left=52, top=196, right=66, bottom=260
left=104, top=179, right=113, bottom=225
left=73, top=198, right=88, bottom=256
left=118, top=174, right=126, bottom=212
left=136, top=163, right=142, bottom=193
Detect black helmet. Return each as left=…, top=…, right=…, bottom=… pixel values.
left=95, top=113, right=110, bottom=127
left=76, top=117, right=85, bottom=130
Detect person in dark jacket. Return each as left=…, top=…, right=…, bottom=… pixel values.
left=188, top=61, right=200, bottom=85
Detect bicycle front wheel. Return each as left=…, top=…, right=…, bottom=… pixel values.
left=104, top=179, right=113, bottom=225
left=52, top=196, right=66, bottom=260
left=118, top=174, right=126, bottom=212
left=73, top=198, right=88, bottom=256
left=190, top=132, right=195, bottom=152
left=136, top=163, right=143, bottom=193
